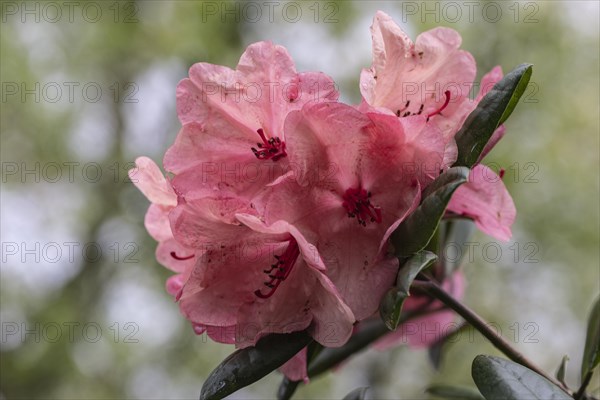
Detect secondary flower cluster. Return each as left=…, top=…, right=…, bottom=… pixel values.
left=131, top=11, right=515, bottom=379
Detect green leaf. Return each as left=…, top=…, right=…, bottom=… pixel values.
left=581, top=296, right=600, bottom=381
left=392, top=167, right=469, bottom=257
left=555, top=355, right=569, bottom=387
left=379, top=251, right=437, bottom=330
left=454, top=63, right=533, bottom=168
left=200, top=331, right=312, bottom=400
left=471, top=355, right=571, bottom=400
left=426, top=384, right=484, bottom=399
left=342, top=387, right=369, bottom=400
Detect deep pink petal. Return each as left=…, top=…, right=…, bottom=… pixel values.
left=447, top=164, right=516, bottom=241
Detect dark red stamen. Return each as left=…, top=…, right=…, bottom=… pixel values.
left=254, top=240, right=300, bottom=299
left=170, top=251, right=194, bottom=261
left=342, top=187, right=382, bottom=226
left=251, top=128, right=287, bottom=161
left=499, top=168, right=506, bottom=179
left=426, top=90, right=451, bottom=121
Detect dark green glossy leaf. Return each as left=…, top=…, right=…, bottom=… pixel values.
left=555, top=355, right=569, bottom=387
left=200, top=331, right=312, bottom=400
left=380, top=251, right=437, bottom=330
left=471, top=355, right=571, bottom=400
left=342, top=387, right=369, bottom=400
left=426, top=384, right=484, bottom=399
left=392, top=167, right=469, bottom=257
left=581, top=296, right=600, bottom=381
left=454, top=63, right=533, bottom=168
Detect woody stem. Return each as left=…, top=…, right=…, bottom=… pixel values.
left=411, top=278, right=571, bottom=395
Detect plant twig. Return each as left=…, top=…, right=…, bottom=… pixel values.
left=411, top=279, right=571, bottom=394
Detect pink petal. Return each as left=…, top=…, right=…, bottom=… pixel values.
left=130, top=156, right=176, bottom=207
left=447, top=164, right=516, bottom=241
left=279, top=348, right=309, bottom=383
left=284, top=102, right=373, bottom=190
left=144, top=203, right=172, bottom=242
left=156, top=238, right=197, bottom=273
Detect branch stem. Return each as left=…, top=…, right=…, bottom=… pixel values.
left=411, top=279, right=570, bottom=394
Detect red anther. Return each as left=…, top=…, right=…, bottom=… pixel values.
left=251, top=128, right=287, bottom=161
left=254, top=239, right=300, bottom=299
left=342, top=187, right=382, bottom=226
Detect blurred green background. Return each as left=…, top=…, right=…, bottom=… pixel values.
left=1, top=1, right=598, bottom=399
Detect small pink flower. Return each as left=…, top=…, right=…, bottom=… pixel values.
left=164, top=41, right=338, bottom=198
left=447, top=164, right=516, bottom=242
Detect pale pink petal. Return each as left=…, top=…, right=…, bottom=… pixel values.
left=169, top=196, right=256, bottom=249
left=144, top=203, right=172, bottom=242
left=284, top=102, right=373, bottom=190
left=156, top=238, right=197, bottom=273
left=166, top=274, right=185, bottom=297
left=447, top=164, right=516, bottom=241
left=130, top=157, right=176, bottom=207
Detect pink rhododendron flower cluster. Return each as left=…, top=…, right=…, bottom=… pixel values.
left=131, top=11, right=516, bottom=381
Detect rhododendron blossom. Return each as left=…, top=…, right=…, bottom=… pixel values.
left=130, top=11, right=525, bottom=388
left=259, top=102, right=445, bottom=320
left=360, top=12, right=506, bottom=167
left=165, top=41, right=338, bottom=200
